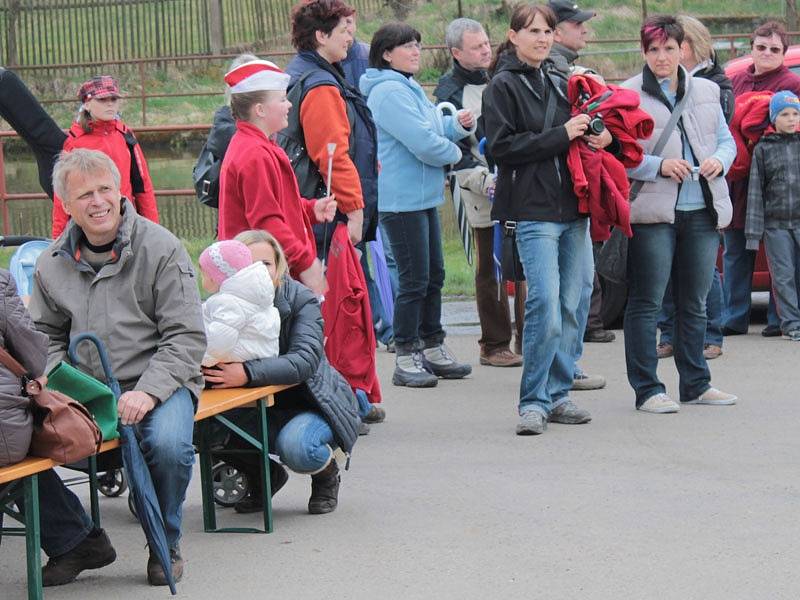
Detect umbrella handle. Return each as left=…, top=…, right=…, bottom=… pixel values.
left=436, top=101, right=477, bottom=135
left=68, top=332, right=123, bottom=399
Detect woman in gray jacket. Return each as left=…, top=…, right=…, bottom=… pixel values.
left=203, top=230, right=360, bottom=515
left=0, top=268, right=48, bottom=466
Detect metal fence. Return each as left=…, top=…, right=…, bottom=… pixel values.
left=0, top=0, right=383, bottom=66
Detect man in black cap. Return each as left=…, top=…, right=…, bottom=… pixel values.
left=548, top=0, right=598, bottom=79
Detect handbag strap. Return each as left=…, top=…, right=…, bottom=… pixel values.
left=0, top=346, right=28, bottom=378
left=629, top=74, right=693, bottom=201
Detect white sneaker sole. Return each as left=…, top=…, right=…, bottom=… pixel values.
left=637, top=404, right=680, bottom=413
left=683, top=397, right=737, bottom=406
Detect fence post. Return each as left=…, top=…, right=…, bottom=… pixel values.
left=6, top=0, right=21, bottom=66
left=208, top=0, right=224, bottom=54
left=139, top=62, right=148, bottom=126
left=0, top=140, right=9, bottom=236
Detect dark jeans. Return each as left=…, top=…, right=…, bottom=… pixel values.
left=379, top=208, right=445, bottom=353
left=722, top=228, right=779, bottom=332
left=659, top=267, right=724, bottom=347
left=473, top=225, right=525, bottom=354
left=586, top=243, right=605, bottom=333
left=625, top=210, right=718, bottom=406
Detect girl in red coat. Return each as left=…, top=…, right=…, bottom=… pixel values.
left=217, top=60, right=336, bottom=297
left=51, top=76, right=159, bottom=238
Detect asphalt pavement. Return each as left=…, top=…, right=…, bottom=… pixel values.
left=3, top=300, right=799, bottom=599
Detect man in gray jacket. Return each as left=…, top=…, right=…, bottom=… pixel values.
left=28, top=149, right=206, bottom=588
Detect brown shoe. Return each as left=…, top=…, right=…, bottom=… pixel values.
left=703, top=344, right=723, bottom=360
left=656, top=343, right=673, bottom=359
left=480, top=348, right=523, bottom=367
left=147, top=546, right=184, bottom=586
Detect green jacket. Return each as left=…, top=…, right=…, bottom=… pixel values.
left=29, top=199, right=206, bottom=402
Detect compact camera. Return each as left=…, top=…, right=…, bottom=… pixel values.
left=689, top=166, right=701, bottom=181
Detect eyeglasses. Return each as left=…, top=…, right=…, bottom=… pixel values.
left=398, top=41, right=421, bottom=51
left=754, top=44, right=783, bottom=55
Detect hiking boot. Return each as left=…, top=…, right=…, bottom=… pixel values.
left=583, top=328, right=616, bottom=343
left=147, top=545, right=184, bottom=586
left=684, top=387, right=737, bottom=405
left=308, top=460, right=340, bottom=515
left=421, top=344, right=472, bottom=379
left=363, top=404, right=386, bottom=424
left=392, top=352, right=438, bottom=387
left=782, top=329, right=800, bottom=341
left=42, top=528, right=116, bottom=587
left=656, top=342, right=674, bottom=359
left=549, top=401, right=592, bottom=424
left=571, top=371, right=606, bottom=391
left=703, top=344, right=723, bottom=360
left=234, top=460, right=289, bottom=514
left=638, top=393, right=680, bottom=414
left=480, top=348, right=523, bottom=367
left=516, top=410, right=547, bottom=435
left=761, top=324, right=781, bottom=337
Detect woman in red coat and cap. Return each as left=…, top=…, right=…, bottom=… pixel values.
left=51, top=76, right=159, bottom=238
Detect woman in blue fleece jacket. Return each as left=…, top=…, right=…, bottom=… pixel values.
left=360, top=22, right=473, bottom=388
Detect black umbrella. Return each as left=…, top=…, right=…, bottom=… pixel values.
left=69, top=333, right=177, bottom=594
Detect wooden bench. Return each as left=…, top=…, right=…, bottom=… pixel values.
left=1, top=384, right=291, bottom=600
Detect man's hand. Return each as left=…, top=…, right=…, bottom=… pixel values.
left=314, top=195, right=337, bottom=223
left=299, top=258, right=328, bottom=297
left=202, top=363, right=249, bottom=388
left=660, top=158, right=692, bottom=183
left=118, top=391, right=157, bottom=425
left=347, top=208, right=364, bottom=245
left=699, top=157, right=724, bottom=181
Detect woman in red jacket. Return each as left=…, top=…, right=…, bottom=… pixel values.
left=51, top=76, right=159, bottom=238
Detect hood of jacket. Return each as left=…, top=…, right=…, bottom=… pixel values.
left=360, top=66, right=426, bottom=100
left=218, top=262, right=275, bottom=309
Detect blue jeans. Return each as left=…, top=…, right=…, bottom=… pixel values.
left=218, top=407, right=335, bottom=476
left=360, top=245, right=394, bottom=345
left=659, top=267, right=724, bottom=347
left=379, top=208, right=445, bottom=353
left=33, top=387, right=195, bottom=555
left=572, top=227, right=595, bottom=376
left=516, top=218, right=592, bottom=416
left=625, top=210, right=718, bottom=405
left=378, top=221, right=400, bottom=299
left=722, top=228, right=779, bottom=332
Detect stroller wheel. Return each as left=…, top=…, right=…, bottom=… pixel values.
left=212, top=462, right=249, bottom=507
left=98, top=469, right=127, bottom=497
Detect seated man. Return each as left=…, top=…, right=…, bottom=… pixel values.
left=28, top=149, right=206, bottom=588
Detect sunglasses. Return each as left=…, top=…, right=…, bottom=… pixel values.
left=754, top=44, right=784, bottom=55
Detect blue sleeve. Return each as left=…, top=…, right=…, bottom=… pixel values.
left=627, top=154, right=662, bottom=182
left=711, top=107, right=736, bottom=175
left=441, top=114, right=470, bottom=142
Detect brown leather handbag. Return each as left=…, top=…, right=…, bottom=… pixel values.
left=0, top=347, right=102, bottom=464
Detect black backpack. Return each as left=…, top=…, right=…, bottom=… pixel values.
left=193, top=106, right=236, bottom=208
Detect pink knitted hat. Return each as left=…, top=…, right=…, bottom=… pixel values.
left=198, top=240, right=253, bottom=286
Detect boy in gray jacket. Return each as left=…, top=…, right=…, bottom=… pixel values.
left=745, top=91, right=800, bottom=340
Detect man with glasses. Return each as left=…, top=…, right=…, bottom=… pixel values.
left=724, top=21, right=800, bottom=337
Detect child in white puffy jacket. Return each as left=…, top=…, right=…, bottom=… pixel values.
left=199, top=240, right=280, bottom=367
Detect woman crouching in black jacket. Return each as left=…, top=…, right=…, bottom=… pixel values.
left=203, top=230, right=360, bottom=515
left=482, top=3, right=613, bottom=436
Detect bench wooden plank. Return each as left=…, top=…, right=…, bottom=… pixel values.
left=0, top=385, right=286, bottom=485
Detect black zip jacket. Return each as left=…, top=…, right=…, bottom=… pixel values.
left=481, top=51, right=580, bottom=223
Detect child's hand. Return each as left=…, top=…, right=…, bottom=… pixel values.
left=314, top=195, right=337, bottom=223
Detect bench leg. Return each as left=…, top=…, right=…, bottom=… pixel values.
left=87, top=454, right=101, bottom=528
left=197, top=421, right=218, bottom=532
left=256, top=397, right=273, bottom=534
left=24, top=475, right=43, bottom=600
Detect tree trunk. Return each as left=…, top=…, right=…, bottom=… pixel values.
left=6, top=0, right=21, bottom=67
left=787, top=0, right=799, bottom=42
left=641, top=0, right=648, bottom=20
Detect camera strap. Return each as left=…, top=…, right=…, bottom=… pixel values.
left=629, top=74, right=693, bottom=202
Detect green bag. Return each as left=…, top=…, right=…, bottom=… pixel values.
left=47, top=362, right=119, bottom=441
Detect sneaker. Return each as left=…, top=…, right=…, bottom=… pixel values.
left=308, top=460, right=340, bottom=515
left=571, top=372, right=606, bottom=390
left=421, top=345, right=472, bottom=379
left=656, top=342, right=674, bottom=359
left=516, top=410, right=547, bottom=435
left=761, top=324, right=781, bottom=337
left=722, top=326, right=746, bottom=336
left=684, top=387, right=737, bottom=405
left=233, top=460, right=289, bottom=514
left=479, top=348, right=523, bottom=367
left=385, top=339, right=396, bottom=353
left=147, top=545, right=184, bottom=586
left=638, top=393, right=680, bottom=413
left=358, top=421, right=371, bottom=436
left=549, top=401, right=592, bottom=424
left=703, top=344, right=723, bottom=360
left=782, top=329, right=800, bottom=341
left=583, top=328, right=616, bottom=343
left=392, top=352, right=438, bottom=387
left=42, top=528, right=116, bottom=587
left=363, top=404, right=386, bottom=424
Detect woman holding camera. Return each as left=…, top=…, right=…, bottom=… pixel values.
left=622, top=15, right=737, bottom=414
left=482, top=4, right=607, bottom=435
